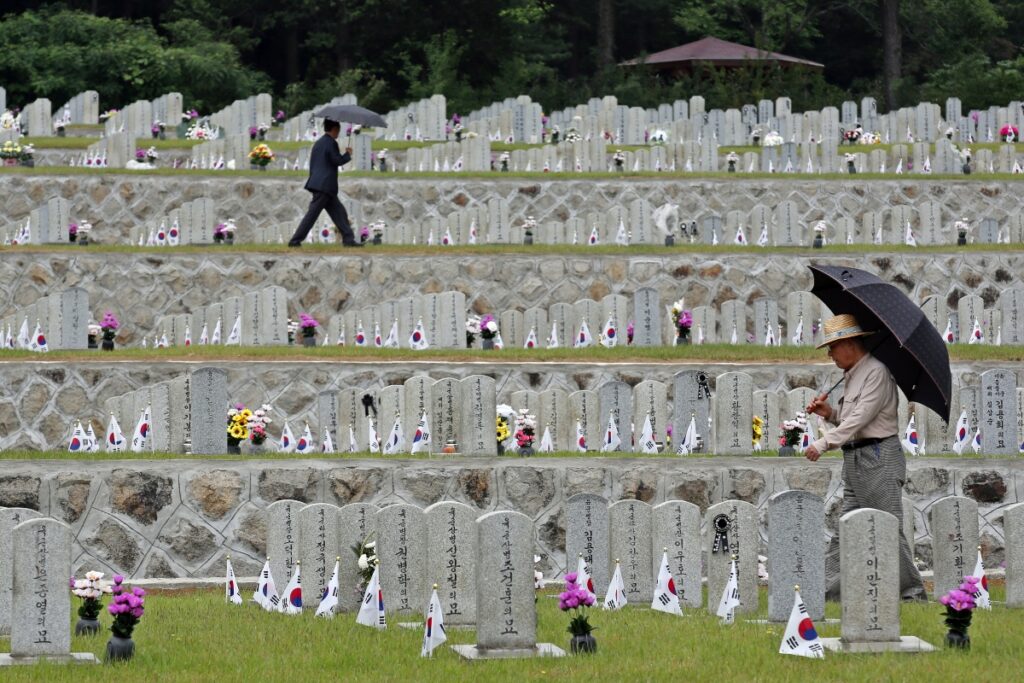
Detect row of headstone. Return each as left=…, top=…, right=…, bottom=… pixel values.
left=0, top=286, right=88, bottom=351
left=1, top=196, right=70, bottom=245
left=101, top=93, right=182, bottom=137
left=128, top=197, right=217, bottom=246
left=403, top=137, right=492, bottom=172
left=152, top=93, right=183, bottom=128
left=328, top=291, right=466, bottom=350
left=189, top=135, right=251, bottom=169
left=20, top=98, right=52, bottom=137
left=85, top=132, right=132, bottom=168
left=53, top=91, right=99, bottom=126
left=174, top=285, right=289, bottom=347
left=209, top=94, right=273, bottom=136
left=102, top=367, right=227, bottom=454
left=279, top=94, right=357, bottom=142
left=921, top=288, right=1024, bottom=345
left=380, top=95, right=447, bottom=141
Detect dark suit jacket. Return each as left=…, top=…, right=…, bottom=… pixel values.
left=304, top=135, right=351, bottom=195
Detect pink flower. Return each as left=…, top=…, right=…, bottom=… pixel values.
left=584, top=594, right=596, bottom=606
left=565, top=572, right=578, bottom=584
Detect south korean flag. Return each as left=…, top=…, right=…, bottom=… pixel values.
left=651, top=550, right=683, bottom=615
left=779, top=587, right=824, bottom=659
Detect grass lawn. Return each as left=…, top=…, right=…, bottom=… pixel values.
left=1, top=343, right=1020, bottom=364
left=0, top=586, right=1018, bottom=682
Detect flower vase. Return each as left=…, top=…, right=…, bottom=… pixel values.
left=69, top=232, right=77, bottom=243
left=20, top=159, right=34, bottom=168
left=105, top=635, right=135, bottom=662
left=664, top=235, right=674, bottom=247
left=812, top=234, right=824, bottom=249
left=225, top=234, right=234, bottom=245
left=524, top=234, right=533, bottom=245
left=227, top=441, right=242, bottom=455
left=372, top=235, right=382, bottom=245
left=778, top=445, right=796, bottom=457
left=847, top=160, right=857, bottom=174
left=57, top=128, right=66, bottom=138
left=518, top=446, right=534, bottom=457
left=570, top=634, right=597, bottom=654
left=482, top=338, right=495, bottom=350
left=159, top=131, right=166, bottom=140
left=259, top=131, right=266, bottom=141
left=302, top=332, right=317, bottom=347
left=497, top=442, right=505, bottom=455
left=75, top=618, right=100, bottom=636
left=727, top=160, right=736, bottom=173
left=88, top=334, right=98, bottom=350
left=249, top=441, right=266, bottom=455
left=102, top=338, right=115, bottom=351
left=958, top=232, right=967, bottom=246
left=945, top=629, right=970, bottom=649
left=79, top=234, right=89, bottom=246
left=675, top=333, right=690, bottom=346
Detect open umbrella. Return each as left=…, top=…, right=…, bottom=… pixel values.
left=808, top=264, right=951, bottom=422
left=313, top=104, right=387, bottom=129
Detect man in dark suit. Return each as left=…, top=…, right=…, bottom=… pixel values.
left=288, top=119, right=362, bottom=247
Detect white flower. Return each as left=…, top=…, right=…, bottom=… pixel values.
left=85, top=571, right=104, bottom=581
left=358, top=555, right=369, bottom=570
left=762, top=131, right=784, bottom=146
left=364, top=541, right=375, bottom=549
left=534, top=570, right=544, bottom=589
left=484, top=320, right=498, bottom=333
left=814, top=221, right=827, bottom=233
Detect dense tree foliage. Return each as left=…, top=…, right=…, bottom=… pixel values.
left=0, top=1, right=1020, bottom=115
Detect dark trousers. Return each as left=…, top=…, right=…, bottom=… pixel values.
left=289, top=191, right=355, bottom=245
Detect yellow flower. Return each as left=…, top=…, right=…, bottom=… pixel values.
left=240, top=409, right=253, bottom=420
left=229, top=425, right=247, bottom=440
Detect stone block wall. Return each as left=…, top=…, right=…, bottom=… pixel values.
left=1, top=457, right=1019, bottom=580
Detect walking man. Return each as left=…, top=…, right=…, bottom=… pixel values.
left=288, top=119, right=362, bottom=247
left=804, top=313, right=926, bottom=602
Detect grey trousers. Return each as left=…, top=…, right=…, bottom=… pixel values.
left=824, top=435, right=925, bottom=600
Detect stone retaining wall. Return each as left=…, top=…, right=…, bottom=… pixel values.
left=2, top=175, right=1023, bottom=242
left=0, top=360, right=1009, bottom=450
left=0, top=251, right=1017, bottom=345
left=0, top=457, right=1017, bottom=580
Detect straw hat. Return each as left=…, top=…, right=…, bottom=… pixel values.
left=816, top=313, right=873, bottom=349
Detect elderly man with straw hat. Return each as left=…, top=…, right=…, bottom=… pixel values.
left=805, top=313, right=926, bottom=602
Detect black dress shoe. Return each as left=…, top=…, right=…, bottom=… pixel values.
left=287, top=242, right=302, bottom=248
left=342, top=241, right=364, bottom=247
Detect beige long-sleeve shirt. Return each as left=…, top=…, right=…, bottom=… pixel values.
left=810, top=353, right=899, bottom=453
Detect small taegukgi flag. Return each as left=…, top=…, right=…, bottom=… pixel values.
left=524, top=326, right=539, bottom=349
left=315, top=557, right=341, bottom=618
left=156, top=221, right=168, bottom=246
left=383, top=319, right=400, bottom=348
left=183, top=325, right=192, bottom=347
left=441, top=226, right=454, bottom=246
left=575, top=320, right=593, bottom=348
left=368, top=417, right=380, bottom=453
left=467, top=219, right=478, bottom=245
left=757, top=220, right=769, bottom=247
left=971, top=428, right=982, bottom=454
left=106, top=413, right=126, bottom=452
left=943, top=318, right=955, bottom=343
left=575, top=420, right=587, bottom=452
left=791, top=317, right=804, bottom=345
left=225, top=556, right=244, bottom=605
left=349, top=426, right=357, bottom=453
left=225, top=314, right=242, bottom=345
left=902, top=414, right=919, bottom=455
left=168, top=219, right=180, bottom=246
left=254, top=559, right=279, bottom=611
left=84, top=421, right=100, bottom=452
left=588, top=225, right=600, bottom=245
left=547, top=322, right=559, bottom=349
left=677, top=414, right=698, bottom=455
left=211, top=317, right=223, bottom=345
left=904, top=220, right=917, bottom=247
left=382, top=414, right=404, bottom=455
left=319, top=223, right=333, bottom=243
left=198, top=323, right=209, bottom=345
left=716, top=556, right=740, bottom=625
left=734, top=224, right=747, bottom=245
left=764, top=321, right=776, bottom=347
left=600, top=315, right=617, bottom=348
left=356, top=564, right=386, bottom=629
left=537, top=425, right=554, bottom=453
left=68, top=420, right=86, bottom=452
left=951, top=410, right=970, bottom=455
left=280, top=562, right=303, bottom=615
left=373, top=322, right=383, bottom=348
left=601, top=412, right=621, bottom=452
left=971, top=548, right=991, bottom=609
left=602, top=561, right=627, bottom=610
left=355, top=321, right=367, bottom=346
left=322, top=427, right=335, bottom=454
left=410, top=412, right=431, bottom=454
left=968, top=318, right=983, bottom=344
left=131, top=405, right=151, bottom=452
left=279, top=420, right=296, bottom=453
left=651, top=550, right=683, bottom=615
left=615, top=218, right=629, bottom=245
left=16, top=317, right=30, bottom=349
left=409, top=318, right=429, bottom=350
left=575, top=554, right=595, bottom=601
left=420, top=586, right=447, bottom=657
left=30, top=320, right=48, bottom=353
left=779, top=587, right=824, bottom=658
left=639, top=413, right=658, bottom=454
left=294, top=423, right=313, bottom=453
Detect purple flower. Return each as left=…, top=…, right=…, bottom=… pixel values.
left=130, top=607, right=144, bottom=618
left=101, top=311, right=120, bottom=330
left=275, top=110, right=286, bottom=122
left=113, top=575, right=124, bottom=585
left=249, top=126, right=259, bottom=137
left=69, top=576, right=76, bottom=588
left=678, top=310, right=692, bottom=329
left=565, top=572, right=578, bottom=584
left=299, top=313, right=319, bottom=329
left=68, top=223, right=78, bottom=235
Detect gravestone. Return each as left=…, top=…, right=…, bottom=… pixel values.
left=599, top=381, right=632, bottom=451
left=317, top=391, right=340, bottom=450
left=337, top=503, right=376, bottom=612
left=632, top=287, right=661, bottom=346
left=569, top=390, right=601, bottom=452
left=786, top=291, right=820, bottom=346
left=460, top=375, right=497, bottom=455
left=978, top=219, right=999, bottom=245
left=609, top=500, right=653, bottom=603
left=375, top=504, right=427, bottom=614
left=999, top=287, right=1024, bottom=345
left=920, top=296, right=946, bottom=333
left=538, top=387, right=571, bottom=451
left=1006, top=502, right=1024, bottom=608
left=299, top=503, right=342, bottom=608
left=5, top=518, right=99, bottom=664
left=930, top=496, right=979, bottom=599
left=714, top=372, right=753, bottom=455
left=957, top=295, right=985, bottom=344
left=431, top=378, right=463, bottom=452
left=753, top=298, right=779, bottom=344
left=267, top=500, right=302, bottom=598
left=402, top=376, right=432, bottom=447
left=767, top=491, right=825, bottom=622
left=753, top=390, right=781, bottom=451
left=672, top=370, right=713, bottom=453
left=566, top=494, right=610, bottom=596
left=704, top=500, right=757, bottom=613
left=0, top=508, right=42, bottom=636
left=191, top=368, right=228, bottom=454
left=652, top=500, right=702, bottom=609
left=720, top=300, right=745, bottom=343
left=424, top=501, right=478, bottom=626
left=822, top=508, right=934, bottom=652
left=980, top=369, right=1018, bottom=454
left=690, top=306, right=716, bottom=343
left=453, top=511, right=565, bottom=659
left=633, top=380, right=668, bottom=448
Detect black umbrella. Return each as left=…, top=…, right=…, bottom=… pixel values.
left=808, top=264, right=951, bottom=422
left=313, top=104, right=387, bottom=128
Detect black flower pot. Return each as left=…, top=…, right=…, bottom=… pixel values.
left=519, top=446, right=534, bottom=457
left=778, top=445, right=796, bottom=457
left=57, top=128, right=66, bottom=137
left=727, top=160, right=736, bottom=173
left=75, top=618, right=100, bottom=636
left=225, top=235, right=234, bottom=245
left=482, top=338, right=495, bottom=350
left=302, top=333, right=317, bottom=347
left=88, top=335, right=98, bottom=350
left=665, top=235, right=675, bottom=247
left=847, top=160, right=857, bottom=174
left=958, top=233, right=968, bottom=246
left=79, top=235, right=89, bottom=246
left=102, top=338, right=115, bottom=351
left=570, top=634, right=597, bottom=654
left=812, top=234, right=824, bottom=249
left=962, top=162, right=971, bottom=175
left=945, top=630, right=970, bottom=649
left=524, top=234, right=533, bottom=245
left=69, top=233, right=77, bottom=243
left=227, top=442, right=242, bottom=455
left=105, top=635, right=135, bottom=662
left=372, top=235, right=382, bottom=245
left=675, top=334, right=690, bottom=346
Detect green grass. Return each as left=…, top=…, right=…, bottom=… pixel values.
left=1, top=343, right=1020, bottom=364
left=0, top=586, right=1019, bottom=682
